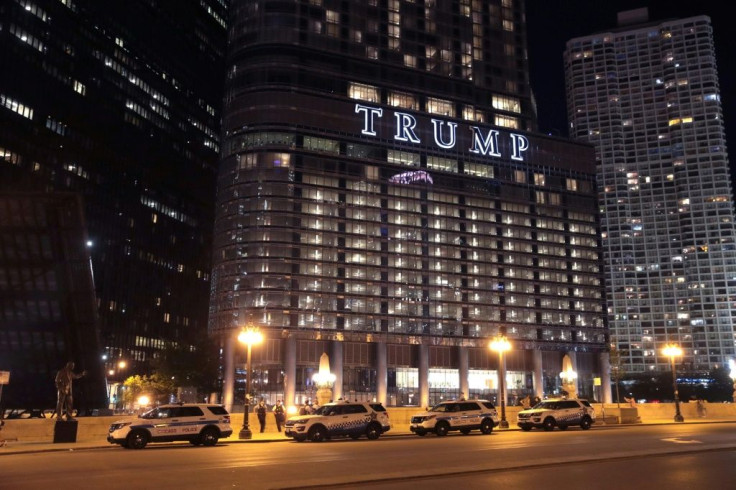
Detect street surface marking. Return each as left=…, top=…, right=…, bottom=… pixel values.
left=661, top=437, right=702, bottom=444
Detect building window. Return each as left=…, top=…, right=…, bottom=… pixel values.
left=427, top=97, right=454, bottom=117
left=348, top=82, right=380, bottom=103
left=492, top=95, right=521, bottom=113
left=427, top=156, right=457, bottom=173
left=387, top=150, right=420, bottom=167
left=388, top=91, right=418, bottom=110
left=495, top=115, right=519, bottom=129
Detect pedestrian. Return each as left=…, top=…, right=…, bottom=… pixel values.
left=255, top=399, right=267, bottom=433
left=274, top=400, right=286, bottom=432
left=696, top=398, right=707, bottom=418
left=298, top=402, right=309, bottom=416
left=520, top=395, right=531, bottom=409
left=532, top=396, right=541, bottom=406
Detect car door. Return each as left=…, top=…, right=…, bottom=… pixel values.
left=150, top=407, right=177, bottom=439
left=560, top=401, right=582, bottom=425
left=176, top=406, right=205, bottom=437
left=460, top=402, right=481, bottom=427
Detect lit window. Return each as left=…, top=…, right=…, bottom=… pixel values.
left=348, top=82, right=380, bottom=103
left=388, top=91, right=418, bottom=110
left=427, top=97, right=454, bottom=117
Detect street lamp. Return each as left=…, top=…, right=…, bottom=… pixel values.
left=489, top=335, right=511, bottom=429
left=662, top=344, right=684, bottom=423
left=238, top=325, right=264, bottom=439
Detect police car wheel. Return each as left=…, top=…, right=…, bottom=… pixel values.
left=480, top=419, right=494, bottom=435
left=542, top=418, right=556, bottom=431
left=200, top=428, right=219, bottom=446
left=580, top=416, right=592, bottom=430
left=127, top=430, right=148, bottom=449
left=308, top=425, right=326, bottom=442
left=435, top=422, right=450, bottom=437
left=366, top=423, right=381, bottom=440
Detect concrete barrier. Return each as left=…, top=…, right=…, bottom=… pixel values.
left=3, top=402, right=735, bottom=443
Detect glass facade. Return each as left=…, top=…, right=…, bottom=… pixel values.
left=0, top=0, right=228, bottom=382
left=565, top=13, right=736, bottom=372
left=213, top=0, right=608, bottom=407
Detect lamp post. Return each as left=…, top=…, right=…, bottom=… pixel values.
left=490, top=335, right=511, bottom=429
left=662, top=344, right=684, bottom=423
left=238, top=326, right=264, bottom=439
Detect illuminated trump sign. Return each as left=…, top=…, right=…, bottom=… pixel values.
left=354, top=103, right=530, bottom=161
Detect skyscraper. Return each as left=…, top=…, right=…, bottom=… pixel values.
left=565, top=8, right=736, bottom=373
left=0, top=0, right=227, bottom=397
left=212, top=0, right=609, bottom=409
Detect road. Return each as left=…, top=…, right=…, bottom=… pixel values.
left=1, top=424, right=734, bottom=489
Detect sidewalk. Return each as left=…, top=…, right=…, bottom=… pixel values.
left=2, top=417, right=734, bottom=456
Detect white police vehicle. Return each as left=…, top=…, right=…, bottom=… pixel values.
left=107, top=403, right=233, bottom=449
left=284, top=400, right=391, bottom=442
left=410, top=399, right=499, bottom=436
left=517, top=398, right=595, bottom=431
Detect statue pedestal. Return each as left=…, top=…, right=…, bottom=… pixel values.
left=316, top=387, right=333, bottom=407
left=53, top=419, right=78, bottom=443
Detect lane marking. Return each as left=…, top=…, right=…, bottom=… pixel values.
left=661, top=437, right=702, bottom=444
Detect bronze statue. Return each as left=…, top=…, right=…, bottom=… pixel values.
left=54, top=362, right=86, bottom=420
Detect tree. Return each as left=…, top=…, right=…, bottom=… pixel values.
left=150, top=331, right=220, bottom=397
left=122, top=373, right=176, bottom=407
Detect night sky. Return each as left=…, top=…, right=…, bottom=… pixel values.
left=525, top=0, right=736, bottom=162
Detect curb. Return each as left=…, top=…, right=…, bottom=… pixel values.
left=3, top=420, right=735, bottom=456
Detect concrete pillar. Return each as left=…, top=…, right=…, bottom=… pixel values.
left=375, top=342, right=387, bottom=405
left=498, top=349, right=508, bottom=407
left=418, top=344, right=429, bottom=408
left=600, top=351, right=612, bottom=403
left=562, top=352, right=578, bottom=399
left=222, top=331, right=236, bottom=413
left=458, top=346, right=469, bottom=400
left=331, top=340, right=344, bottom=401
left=284, top=335, right=297, bottom=411
left=532, top=350, right=543, bottom=398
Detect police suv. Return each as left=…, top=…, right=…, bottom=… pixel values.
left=107, top=403, right=233, bottom=449
left=516, top=398, right=595, bottom=431
left=284, top=400, right=391, bottom=442
left=410, top=399, right=499, bottom=436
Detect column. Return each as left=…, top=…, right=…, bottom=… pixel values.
left=458, top=346, right=469, bottom=400
left=599, top=351, right=612, bottom=403
left=284, top=335, right=297, bottom=410
left=418, top=344, right=429, bottom=408
left=532, top=350, right=543, bottom=399
left=375, top=342, right=387, bottom=405
left=222, top=331, right=235, bottom=413
left=331, top=340, right=344, bottom=400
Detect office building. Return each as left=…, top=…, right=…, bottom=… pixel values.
left=212, top=0, right=610, bottom=408
left=565, top=8, right=736, bottom=373
left=0, top=0, right=227, bottom=403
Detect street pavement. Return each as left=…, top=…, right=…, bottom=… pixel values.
left=2, top=415, right=734, bottom=456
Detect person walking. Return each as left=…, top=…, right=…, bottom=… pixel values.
left=274, top=400, right=286, bottom=432
left=255, top=399, right=267, bottom=433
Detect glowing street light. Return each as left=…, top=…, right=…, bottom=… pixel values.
left=662, top=344, right=684, bottom=423
left=238, top=325, right=264, bottom=439
left=490, top=335, right=511, bottom=429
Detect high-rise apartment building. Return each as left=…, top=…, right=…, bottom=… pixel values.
left=0, top=0, right=227, bottom=401
left=565, top=8, right=736, bottom=373
left=212, top=0, right=610, bottom=408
